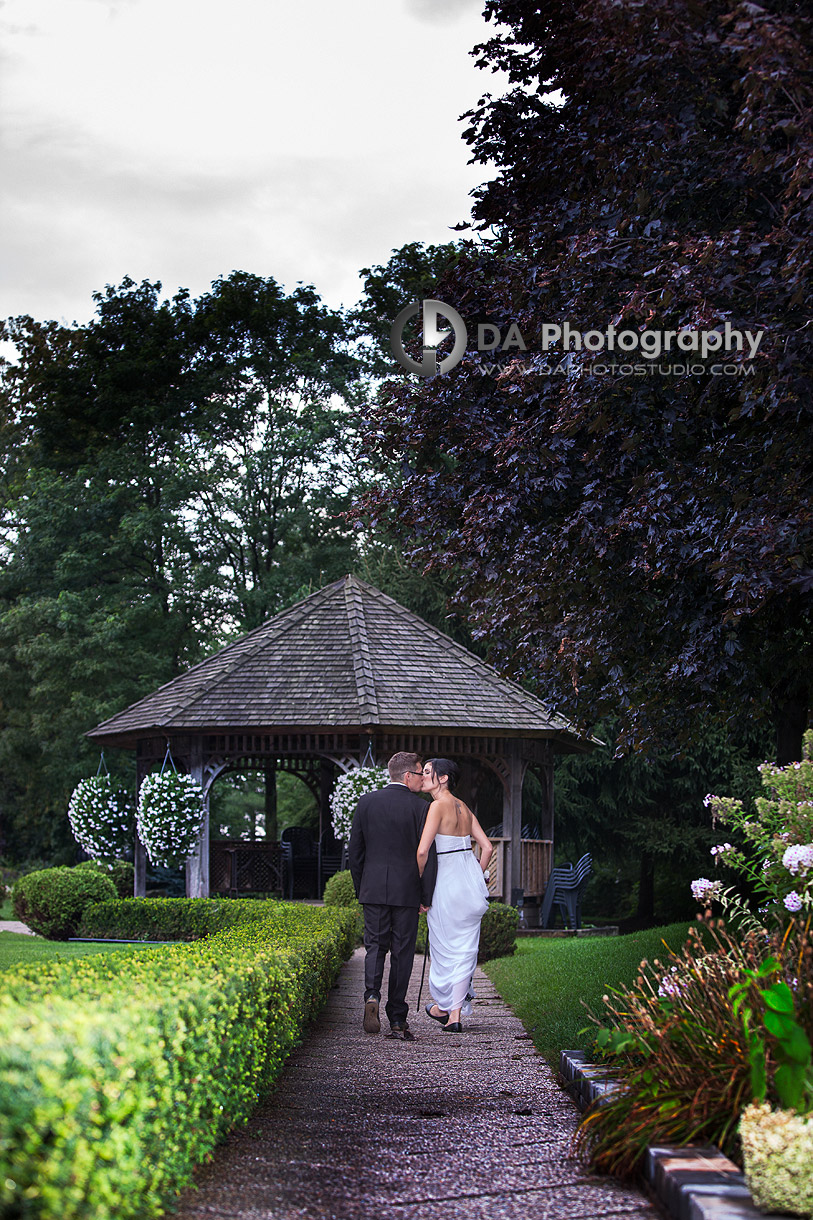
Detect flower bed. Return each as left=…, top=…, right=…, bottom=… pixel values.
left=574, top=735, right=813, bottom=1206
left=0, top=898, right=357, bottom=1220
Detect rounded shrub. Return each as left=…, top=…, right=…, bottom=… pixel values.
left=478, top=902, right=520, bottom=961
left=12, top=866, right=117, bottom=939
left=322, top=869, right=362, bottom=943
left=75, top=858, right=135, bottom=899
left=322, top=869, right=358, bottom=907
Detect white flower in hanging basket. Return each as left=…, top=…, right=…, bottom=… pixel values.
left=330, top=766, right=389, bottom=842
left=68, top=776, right=135, bottom=862
left=137, top=771, right=205, bottom=868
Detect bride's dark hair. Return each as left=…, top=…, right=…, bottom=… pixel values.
left=428, top=758, right=460, bottom=792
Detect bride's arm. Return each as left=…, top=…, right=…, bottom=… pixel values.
left=470, top=813, right=493, bottom=872
left=417, top=802, right=442, bottom=877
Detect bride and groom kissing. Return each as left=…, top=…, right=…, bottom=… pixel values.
left=348, top=751, right=494, bottom=1040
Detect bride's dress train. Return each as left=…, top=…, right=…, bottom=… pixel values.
left=427, top=832, right=489, bottom=1016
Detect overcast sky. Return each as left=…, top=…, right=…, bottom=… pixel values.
left=0, top=0, right=506, bottom=329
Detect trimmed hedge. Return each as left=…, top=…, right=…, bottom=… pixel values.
left=0, top=898, right=357, bottom=1219
left=78, top=896, right=263, bottom=941
left=12, top=866, right=117, bottom=939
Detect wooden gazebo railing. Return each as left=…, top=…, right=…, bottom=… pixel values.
left=477, top=838, right=553, bottom=903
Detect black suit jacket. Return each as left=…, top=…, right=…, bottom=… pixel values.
left=348, top=783, right=437, bottom=908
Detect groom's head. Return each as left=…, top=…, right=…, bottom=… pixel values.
left=387, top=752, right=423, bottom=790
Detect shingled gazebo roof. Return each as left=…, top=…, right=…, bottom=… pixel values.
left=88, top=575, right=587, bottom=752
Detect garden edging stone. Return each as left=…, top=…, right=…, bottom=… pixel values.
left=560, top=1051, right=783, bottom=1220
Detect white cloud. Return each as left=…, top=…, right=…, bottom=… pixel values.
left=0, top=0, right=505, bottom=325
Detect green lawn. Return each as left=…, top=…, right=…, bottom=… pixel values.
left=484, top=921, right=692, bottom=1068
left=0, top=931, right=140, bottom=970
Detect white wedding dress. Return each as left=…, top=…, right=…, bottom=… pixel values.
left=427, top=833, right=490, bottom=1016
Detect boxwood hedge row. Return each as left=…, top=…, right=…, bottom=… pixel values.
left=0, top=899, right=357, bottom=1220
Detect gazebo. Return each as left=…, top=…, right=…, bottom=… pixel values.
left=88, top=575, right=593, bottom=904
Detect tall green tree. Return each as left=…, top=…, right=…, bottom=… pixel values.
left=360, top=0, right=813, bottom=761
left=190, top=272, right=362, bottom=627
left=0, top=272, right=363, bottom=860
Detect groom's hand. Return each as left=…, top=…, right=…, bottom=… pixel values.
left=419, top=904, right=430, bottom=913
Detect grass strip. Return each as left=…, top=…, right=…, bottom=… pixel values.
left=0, top=931, right=139, bottom=970
left=483, top=921, right=693, bottom=1067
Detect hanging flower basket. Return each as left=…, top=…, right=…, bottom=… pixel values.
left=137, top=772, right=205, bottom=868
left=67, top=776, right=135, bottom=862
left=330, top=766, right=389, bottom=843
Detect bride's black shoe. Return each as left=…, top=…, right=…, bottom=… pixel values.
left=425, top=1003, right=449, bottom=1025
left=442, top=1021, right=463, bottom=1033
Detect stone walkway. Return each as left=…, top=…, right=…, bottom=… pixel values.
left=175, top=948, right=658, bottom=1220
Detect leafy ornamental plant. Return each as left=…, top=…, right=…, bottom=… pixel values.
left=329, top=767, right=388, bottom=842
left=576, top=919, right=761, bottom=1175
left=729, top=951, right=813, bottom=1115
left=136, top=772, right=205, bottom=868
left=695, top=730, right=813, bottom=928
left=577, top=915, right=813, bottom=1178
left=67, top=775, right=135, bottom=862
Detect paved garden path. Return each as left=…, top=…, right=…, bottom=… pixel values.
left=175, top=947, right=658, bottom=1220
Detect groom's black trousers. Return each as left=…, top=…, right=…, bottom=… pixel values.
left=362, top=903, right=420, bottom=1025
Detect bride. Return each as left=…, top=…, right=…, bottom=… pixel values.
left=416, top=758, right=493, bottom=1032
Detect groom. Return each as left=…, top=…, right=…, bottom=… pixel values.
left=348, top=751, right=436, bottom=1039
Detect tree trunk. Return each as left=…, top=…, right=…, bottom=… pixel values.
left=636, top=851, right=655, bottom=924
left=774, top=694, right=808, bottom=765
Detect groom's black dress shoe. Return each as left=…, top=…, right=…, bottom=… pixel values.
left=388, top=1021, right=414, bottom=1041
left=363, top=997, right=380, bottom=1034
left=425, top=1003, right=449, bottom=1025
left=442, top=1021, right=463, bottom=1033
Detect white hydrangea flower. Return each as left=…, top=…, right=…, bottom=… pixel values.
left=782, top=844, right=813, bottom=876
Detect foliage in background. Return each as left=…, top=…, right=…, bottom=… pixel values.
left=358, top=0, right=813, bottom=762
left=12, top=866, right=117, bottom=939
left=322, top=869, right=358, bottom=908
left=553, top=717, right=772, bottom=925
left=209, top=769, right=318, bottom=841
left=347, top=241, right=462, bottom=378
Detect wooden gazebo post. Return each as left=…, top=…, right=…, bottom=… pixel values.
left=503, top=739, right=528, bottom=902
left=186, top=737, right=210, bottom=899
